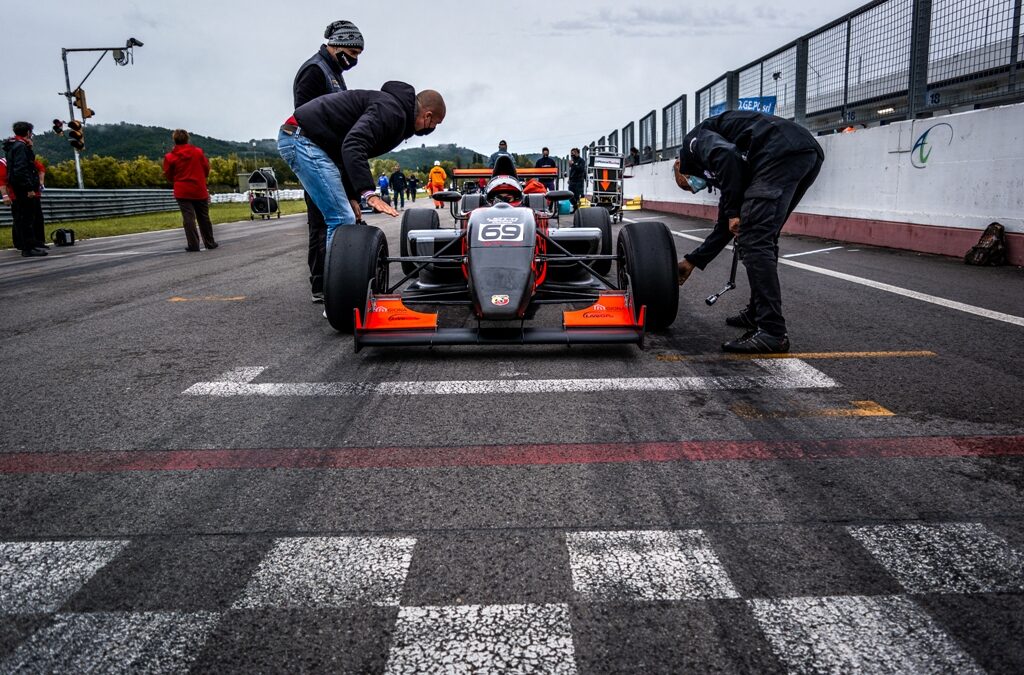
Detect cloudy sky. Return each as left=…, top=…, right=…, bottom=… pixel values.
left=6, top=0, right=858, bottom=155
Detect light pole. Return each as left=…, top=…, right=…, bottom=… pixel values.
left=59, top=37, right=143, bottom=189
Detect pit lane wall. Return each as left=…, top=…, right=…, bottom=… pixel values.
left=624, top=103, right=1024, bottom=266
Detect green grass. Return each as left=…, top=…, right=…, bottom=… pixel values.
left=1, top=200, right=307, bottom=249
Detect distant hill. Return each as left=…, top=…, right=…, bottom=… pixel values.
left=30, top=122, right=540, bottom=169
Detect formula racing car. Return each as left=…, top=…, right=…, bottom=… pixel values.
left=323, top=156, right=678, bottom=350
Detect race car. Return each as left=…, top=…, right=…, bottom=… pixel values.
left=323, top=156, right=679, bottom=350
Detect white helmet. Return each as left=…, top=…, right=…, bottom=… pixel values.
left=486, top=176, right=523, bottom=204
left=433, top=160, right=441, bottom=166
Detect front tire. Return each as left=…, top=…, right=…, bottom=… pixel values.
left=616, top=221, right=678, bottom=330
left=324, top=225, right=389, bottom=333
left=399, top=208, right=440, bottom=276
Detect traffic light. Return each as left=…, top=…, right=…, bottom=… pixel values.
left=67, top=120, right=84, bottom=150
left=72, top=88, right=95, bottom=119
left=52, top=119, right=64, bottom=136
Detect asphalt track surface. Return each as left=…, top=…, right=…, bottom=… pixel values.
left=1, top=199, right=1023, bottom=673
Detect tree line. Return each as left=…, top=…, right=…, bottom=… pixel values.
left=40, top=154, right=298, bottom=191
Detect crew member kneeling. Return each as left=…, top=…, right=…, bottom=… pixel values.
left=674, top=110, right=823, bottom=354
left=277, top=82, right=445, bottom=247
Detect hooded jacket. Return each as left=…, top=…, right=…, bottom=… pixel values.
left=678, top=110, right=823, bottom=219
left=2, top=137, right=41, bottom=196
left=162, top=144, right=210, bottom=200
left=294, top=81, right=417, bottom=198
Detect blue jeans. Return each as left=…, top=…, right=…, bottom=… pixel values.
left=277, top=129, right=355, bottom=245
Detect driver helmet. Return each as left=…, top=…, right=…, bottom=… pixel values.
left=486, top=176, right=523, bottom=204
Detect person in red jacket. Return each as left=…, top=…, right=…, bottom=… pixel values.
left=163, top=129, right=217, bottom=252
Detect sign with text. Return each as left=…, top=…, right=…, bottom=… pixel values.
left=709, top=96, right=778, bottom=117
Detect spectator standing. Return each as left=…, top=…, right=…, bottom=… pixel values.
left=627, top=147, right=641, bottom=166
left=163, top=129, right=217, bottom=252
left=389, top=165, right=407, bottom=209
left=2, top=122, right=47, bottom=257
left=487, top=140, right=514, bottom=168
left=567, top=147, right=585, bottom=210
left=428, top=160, right=447, bottom=209
left=533, top=147, right=557, bottom=190
left=277, top=84, right=445, bottom=244
left=378, top=174, right=390, bottom=202
left=293, top=19, right=364, bottom=303
left=1, top=155, right=47, bottom=252
left=407, top=174, right=418, bottom=201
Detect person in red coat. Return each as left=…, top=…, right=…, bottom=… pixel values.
left=163, top=129, right=217, bottom=252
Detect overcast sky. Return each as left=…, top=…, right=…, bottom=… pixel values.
left=6, top=0, right=859, bottom=155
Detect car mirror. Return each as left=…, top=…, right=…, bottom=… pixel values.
left=544, top=190, right=574, bottom=202
left=431, top=191, right=462, bottom=203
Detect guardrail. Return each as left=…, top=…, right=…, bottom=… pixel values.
left=0, top=189, right=178, bottom=227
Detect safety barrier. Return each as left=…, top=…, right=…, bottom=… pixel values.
left=0, top=189, right=177, bottom=227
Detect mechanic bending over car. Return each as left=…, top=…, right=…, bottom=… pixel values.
left=673, top=110, right=824, bottom=354
left=277, top=83, right=446, bottom=248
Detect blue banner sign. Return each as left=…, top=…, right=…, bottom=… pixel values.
left=709, top=96, right=777, bottom=116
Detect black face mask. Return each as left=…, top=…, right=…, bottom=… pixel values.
left=338, top=53, right=358, bottom=70
left=415, top=125, right=436, bottom=137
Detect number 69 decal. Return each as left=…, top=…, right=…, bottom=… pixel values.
left=478, top=219, right=524, bottom=242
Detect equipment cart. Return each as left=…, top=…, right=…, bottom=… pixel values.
left=248, top=167, right=281, bottom=220
left=587, top=145, right=624, bottom=223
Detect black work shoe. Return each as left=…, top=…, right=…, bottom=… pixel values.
left=722, top=329, right=790, bottom=354
left=21, top=247, right=48, bottom=257
left=205, top=243, right=219, bottom=250
left=725, top=309, right=757, bottom=330
left=184, top=246, right=200, bottom=252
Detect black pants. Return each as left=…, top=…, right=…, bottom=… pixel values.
left=568, top=182, right=584, bottom=209
left=305, top=191, right=327, bottom=294
left=177, top=199, right=216, bottom=250
left=409, top=186, right=416, bottom=201
left=11, top=194, right=44, bottom=251
left=392, top=187, right=405, bottom=208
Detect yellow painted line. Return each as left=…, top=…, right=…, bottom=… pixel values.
left=169, top=296, right=246, bottom=303
left=656, top=350, right=936, bottom=362
left=731, top=400, right=895, bottom=420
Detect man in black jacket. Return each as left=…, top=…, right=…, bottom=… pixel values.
left=674, top=110, right=824, bottom=353
left=534, top=147, right=557, bottom=190
left=567, top=147, right=585, bottom=210
left=389, top=165, right=407, bottom=209
left=293, top=19, right=363, bottom=302
left=278, top=82, right=445, bottom=245
left=2, top=122, right=47, bottom=258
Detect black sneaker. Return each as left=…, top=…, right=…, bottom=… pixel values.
left=725, top=309, right=757, bottom=330
left=722, top=329, right=790, bottom=354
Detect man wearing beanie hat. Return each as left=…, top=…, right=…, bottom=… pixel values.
left=293, top=20, right=365, bottom=302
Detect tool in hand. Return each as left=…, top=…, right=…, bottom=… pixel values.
left=706, top=239, right=739, bottom=306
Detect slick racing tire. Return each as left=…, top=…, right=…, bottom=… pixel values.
left=573, top=207, right=613, bottom=274
left=400, top=208, right=440, bottom=276
left=325, top=224, right=388, bottom=333
left=616, top=221, right=678, bottom=330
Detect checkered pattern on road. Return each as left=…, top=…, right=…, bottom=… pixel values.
left=2, top=522, right=1022, bottom=673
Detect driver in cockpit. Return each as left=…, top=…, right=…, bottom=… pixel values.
left=485, top=175, right=523, bottom=206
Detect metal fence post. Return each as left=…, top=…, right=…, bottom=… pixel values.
left=795, top=38, right=809, bottom=125
left=908, top=0, right=933, bottom=117
left=1011, top=0, right=1022, bottom=91
left=726, top=71, right=740, bottom=110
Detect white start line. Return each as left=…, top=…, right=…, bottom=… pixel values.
left=182, top=360, right=837, bottom=397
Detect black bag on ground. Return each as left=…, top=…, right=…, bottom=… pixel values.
left=51, top=228, right=75, bottom=246
left=964, top=222, right=1007, bottom=266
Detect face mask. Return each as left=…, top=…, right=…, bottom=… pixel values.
left=338, top=53, right=358, bottom=70
left=686, top=175, right=708, bottom=192
left=415, top=125, right=436, bottom=137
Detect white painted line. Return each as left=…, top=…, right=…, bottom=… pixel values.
left=565, top=530, right=739, bottom=601
left=672, top=229, right=1024, bottom=327
left=749, top=595, right=982, bottom=674
left=385, top=604, right=578, bottom=675
left=0, top=611, right=219, bottom=673
left=233, top=536, right=416, bottom=608
left=0, top=540, right=129, bottom=613
left=782, top=246, right=844, bottom=258
left=183, top=359, right=836, bottom=397
left=848, top=522, right=1024, bottom=594
left=77, top=252, right=146, bottom=257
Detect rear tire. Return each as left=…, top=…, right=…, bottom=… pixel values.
left=324, top=225, right=388, bottom=333
left=573, top=207, right=613, bottom=274
left=616, top=221, right=678, bottom=330
left=399, top=208, right=440, bottom=275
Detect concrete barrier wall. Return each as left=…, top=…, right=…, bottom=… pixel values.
left=624, top=102, right=1024, bottom=265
